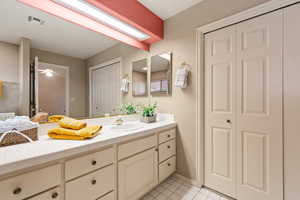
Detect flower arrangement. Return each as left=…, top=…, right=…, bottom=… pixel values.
left=120, top=103, right=137, bottom=115
left=140, top=103, right=157, bottom=123
left=141, top=103, right=157, bottom=117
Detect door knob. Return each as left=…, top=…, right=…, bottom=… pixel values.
left=91, top=179, right=97, bottom=185
left=51, top=192, right=59, bottom=199
left=226, top=119, right=231, bottom=124
left=13, top=187, right=22, bottom=195
left=91, top=160, right=97, bottom=166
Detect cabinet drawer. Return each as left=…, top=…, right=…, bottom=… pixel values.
left=65, top=147, right=114, bottom=180
left=159, top=129, right=176, bottom=144
left=99, top=191, right=114, bottom=200
left=118, top=135, right=156, bottom=160
left=27, top=187, right=60, bottom=200
left=159, top=156, right=176, bottom=183
left=66, top=165, right=114, bottom=200
left=0, top=164, right=61, bottom=200
left=159, top=139, right=176, bottom=163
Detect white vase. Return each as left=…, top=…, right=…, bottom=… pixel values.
left=140, top=114, right=157, bottom=123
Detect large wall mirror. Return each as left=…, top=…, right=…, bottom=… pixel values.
left=150, top=52, right=172, bottom=96
left=132, top=58, right=148, bottom=97
left=0, top=0, right=124, bottom=119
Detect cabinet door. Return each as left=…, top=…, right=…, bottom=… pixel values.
left=118, top=148, right=158, bottom=200
left=284, top=4, right=300, bottom=200
left=204, top=25, right=237, bottom=198
left=236, top=10, right=283, bottom=200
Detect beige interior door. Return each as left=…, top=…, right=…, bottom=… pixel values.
left=91, top=62, right=121, bottom=117
left=38, top=62, right=68, bottom=116
left=204, top=26, right=237, bottom=198
left=283, top=4, right=300, bottom=200
left=236, top=10, right=283, bottom=200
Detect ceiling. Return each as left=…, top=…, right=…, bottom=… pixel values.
left=138, top=0, right=204, bottom=20
left=0, top=0, right=118, bottom=59
left=151, top=56, right=170, bottom=72
left=132, top=58, right=148, bottom=73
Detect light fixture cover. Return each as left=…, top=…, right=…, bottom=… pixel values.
left=53, top=0, right=150, bottom=41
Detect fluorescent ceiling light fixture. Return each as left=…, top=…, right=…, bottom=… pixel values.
left=45, top=71, right=54, bottom=77
left=39, top=69, right=54, bottom=77
left=44, top=69, right=54, bottom=77
left=54, top=0, right=150, bottom=41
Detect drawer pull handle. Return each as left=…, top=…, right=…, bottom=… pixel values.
left=13, top=187, right=22, bottom=195
left=52, top=192, right=59, bottom=199
left=168, top=163, right=171, bottom=166
left=155, top=148, right=158, bottom=152
left=167, top=145, right=171, bottom=149
left=91, top=179, right=97, bottom=185
left=167, top=134, right=171, bottom=138
left=91, top=160, right=97, bottom=166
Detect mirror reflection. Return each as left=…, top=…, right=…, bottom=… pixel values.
left=0, top=0, right=121, bottom=119
left=132, top=58, right=148, bottom=97
left=150, top=52, right=172, bottom=96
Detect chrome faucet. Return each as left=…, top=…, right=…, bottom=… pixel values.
left=113, top=116, right=124, bottom=125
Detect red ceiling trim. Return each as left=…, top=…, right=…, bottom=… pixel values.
left=17, top=0, right=152, bottom=51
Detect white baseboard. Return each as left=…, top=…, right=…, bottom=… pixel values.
left=174, top=173, right=202, bottom=187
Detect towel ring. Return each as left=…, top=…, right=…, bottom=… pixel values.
left=180, top=61, right=191, bottom=71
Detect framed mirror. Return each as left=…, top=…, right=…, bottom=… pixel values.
left=132, top=58, right=148, bottom=97
left=150, top=52, right=172, bottom=96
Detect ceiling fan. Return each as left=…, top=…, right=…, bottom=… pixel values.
left=38, top=69, right=57, bottom=77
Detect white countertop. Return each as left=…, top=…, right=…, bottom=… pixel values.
left=0, top=114, right=176, bottom=176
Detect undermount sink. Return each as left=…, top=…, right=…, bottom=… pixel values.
left=110, top=122, right=144, bottom=132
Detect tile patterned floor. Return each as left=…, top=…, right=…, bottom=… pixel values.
left=141, top=176, right=229, bottom=200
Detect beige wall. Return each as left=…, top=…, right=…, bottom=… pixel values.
left=151, top=70, right=167, bottom=81
left=0, top=42, right=18, bottom=83
left=87, top=0, right=270, bottom=180
left=30, top=48, right=87, bottom=118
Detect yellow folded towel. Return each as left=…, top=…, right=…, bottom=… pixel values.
left=48, top=115, right=65, bottom=123
left=58, top=117, right=87, bottom=130
left=48, top=125, right=102, bottom=140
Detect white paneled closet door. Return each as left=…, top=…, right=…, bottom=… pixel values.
left=204, top=26, right=237, bottom=198
left=236, top=11, right=283, bottom=200
left=92, top=62, right=121, bottom=117
left=283, top=4, right=300, bottom=200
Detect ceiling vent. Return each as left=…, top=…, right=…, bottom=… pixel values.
left=28, top=16, right=45, bottom=25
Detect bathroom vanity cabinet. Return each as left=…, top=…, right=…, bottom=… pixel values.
left=0, top=128, right=176, bottom=200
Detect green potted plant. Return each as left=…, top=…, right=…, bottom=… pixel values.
left=140, top=103, right=157, bottom=123
left=120, top=103, right=137, bottom=115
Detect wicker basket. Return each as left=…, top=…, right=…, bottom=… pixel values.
left=0, top=128, right=38, bottom=147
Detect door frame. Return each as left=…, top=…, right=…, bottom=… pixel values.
left=195, top=0, right=300, bottom=186
left=88, top=57, right=122, bottom=118
left=37, top=62, right=70, bottom=116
